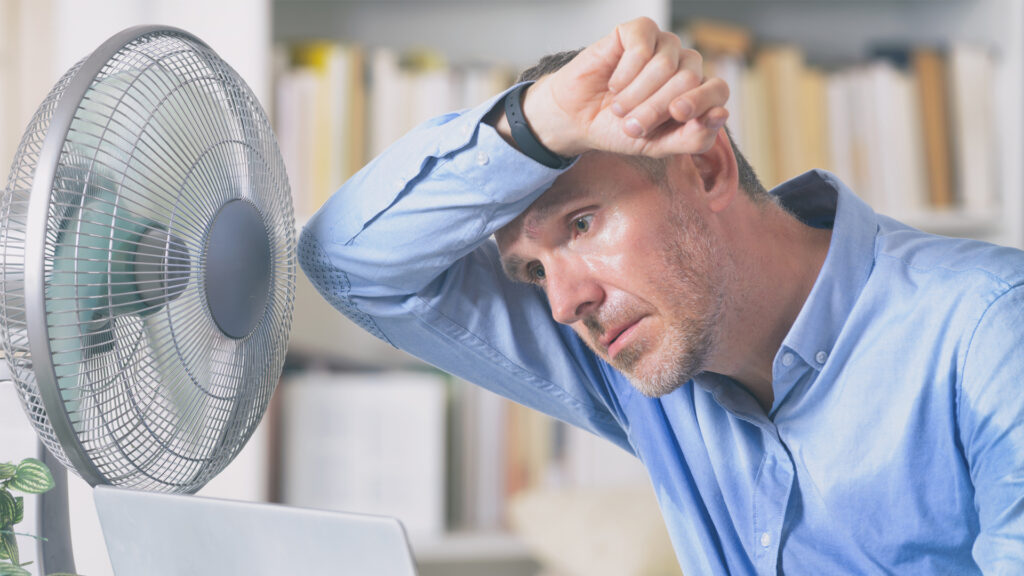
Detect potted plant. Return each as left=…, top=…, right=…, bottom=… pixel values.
left=0, top=458, right=57, bottom=576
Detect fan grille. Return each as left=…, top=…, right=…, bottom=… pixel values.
left=1, top=29, right=295, bottom=493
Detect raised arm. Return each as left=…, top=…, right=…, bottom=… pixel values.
left=297, top=18, right=728, bottom=442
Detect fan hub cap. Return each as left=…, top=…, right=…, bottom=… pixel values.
left=204, top=199, right=271, bottom=339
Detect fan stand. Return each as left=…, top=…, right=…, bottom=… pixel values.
left=37, top=445, right=75, bottom=574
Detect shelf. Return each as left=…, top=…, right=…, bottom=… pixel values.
left=273, top=0, right=667, bottom=67
left=900, top=210, right=1004, bottom=240
left=412, top=531, right=533, bottom=564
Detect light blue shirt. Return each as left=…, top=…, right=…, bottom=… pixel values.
left=299, top=88, right=1024, bottom=574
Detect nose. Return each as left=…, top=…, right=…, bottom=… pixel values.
left=545, top=257, right=604, bottom=325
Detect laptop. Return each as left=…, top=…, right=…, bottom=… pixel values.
left=93, top=485, right=419, bottom=575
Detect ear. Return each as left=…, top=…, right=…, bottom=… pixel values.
left=689, top=128, right=739, bottom=214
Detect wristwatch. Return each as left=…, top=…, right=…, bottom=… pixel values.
left=503, top=81, right=577, bottom=170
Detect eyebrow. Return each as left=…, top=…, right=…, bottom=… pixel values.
left=498, top=184, right=592, bottom=283
left=500, top=254, right=529, bottom=283
left=522, top=185, right=590, bottom=239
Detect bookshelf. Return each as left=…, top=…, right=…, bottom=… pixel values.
left=670, top=0, right=1024, bottom=249
left=2, top=1, right=1021, bottom=575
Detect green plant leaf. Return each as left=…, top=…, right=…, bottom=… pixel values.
left=0, top=465, right=15, bottom=482
left=0, top=530, right=18, bottom=565
left=10, top=460, right=54, bottom=495
left=0, top=563, right=30, bottom=576
left=0, top=536, right=7, bottom=560
left=0, top=493, right=15, bottom=528
left=10, top=500, right=19, bottom=527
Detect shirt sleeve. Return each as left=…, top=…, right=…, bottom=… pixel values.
left=297, top=87, right=634, bottom=451
left=958, top=283, right=1024, bottom=572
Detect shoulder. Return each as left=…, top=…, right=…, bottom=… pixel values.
left=874, top=218, right=1024, bottom=295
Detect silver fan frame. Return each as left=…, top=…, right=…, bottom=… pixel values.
left=24, top=24, right=204, bottom=488
left=21, top=25, right=205, bottom=574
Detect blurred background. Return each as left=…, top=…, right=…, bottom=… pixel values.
left=1, top=1, right=1021, bottom=575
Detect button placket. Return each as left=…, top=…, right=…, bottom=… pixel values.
left=753, top=438, right=794, bottom=574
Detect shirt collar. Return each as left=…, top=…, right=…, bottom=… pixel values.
left=776, top=170, right=878, bottom=374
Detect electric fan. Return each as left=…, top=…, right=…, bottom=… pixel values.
left=0, top=25, right=295, bottom=573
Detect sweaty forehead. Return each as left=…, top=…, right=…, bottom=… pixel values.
left=495, top=178, right=588, bottom=281
left=524, top=183, right=593, bottom=234
left=496, top=152, right=646, bottom=260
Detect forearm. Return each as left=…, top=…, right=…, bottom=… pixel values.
left=301, top=87, right=565, bottom=301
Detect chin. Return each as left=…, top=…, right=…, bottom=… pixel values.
left=625, top=367, right=691, bottom=398
left=615, top=334, right=707, bottom=398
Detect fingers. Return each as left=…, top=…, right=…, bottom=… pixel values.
left=605, top=21, right=725, bottom=140
left=669, top=77, right=730, bottom=124
left=646, top=106, right=730, bottom=157
left=620, top=68, right=702, bottom=138
left=555, top=17, right=732, bottom=157
left=607, top=17, right=662, bottom=94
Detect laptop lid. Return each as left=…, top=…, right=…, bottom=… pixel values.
left=93, top=485, right=419, bottom=576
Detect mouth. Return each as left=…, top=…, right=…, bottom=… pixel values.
left=601, top=317, right=644, bottom=359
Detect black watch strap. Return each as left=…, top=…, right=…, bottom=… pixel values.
left=504, top=82, right=577, bottom=170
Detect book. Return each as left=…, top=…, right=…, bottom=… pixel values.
left=799, top=65, right=830, bottom=175
left=686, top=19, right=753, bottom=57
left=756, top=44, right=808, bottom=187
left=670, top=18, right=999, bottom=223
left=949, top=42, right=997, bottom=216
left=451, top=376, right=508, bottom=531
left=913, top=47, right=955, bottom=210
left=274, top=65, right=318, bottom=219
left=280, top=369, right=447, bottom=539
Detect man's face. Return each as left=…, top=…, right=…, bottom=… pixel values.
left=496, top=153, right=728, bottom=396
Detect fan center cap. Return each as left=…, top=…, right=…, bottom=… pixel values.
left=204, top=199, right=272, bottom=339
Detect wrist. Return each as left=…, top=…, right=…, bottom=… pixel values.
left=518, top=78, right=582, bottom=158
left=504, top=82, right=578, bottom=169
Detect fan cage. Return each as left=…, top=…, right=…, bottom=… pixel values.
left=0, top=28, right=295, bottom=493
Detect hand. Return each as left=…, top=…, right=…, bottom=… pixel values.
left=522, top=17, right=729, bottom=159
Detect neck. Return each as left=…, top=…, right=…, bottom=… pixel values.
left=708, top=197, right=832, bottom=412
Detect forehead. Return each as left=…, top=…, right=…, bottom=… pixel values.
left=498, top=153, right=642, bottom=243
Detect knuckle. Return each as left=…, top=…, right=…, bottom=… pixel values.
left=681, top=48, right=704, bottom=71
left=634, top=16, right=657, bottom=30
left=649, top=54, right=676, bottom=77
left=677, top=69, right=701, bottom=88
left=632, top=104, right=658, bottom=125
left=631, top=44, right=656, bottom=61
left=703, top=78, right=731, bottom=102
left=660, top=31, right=683, bottom=49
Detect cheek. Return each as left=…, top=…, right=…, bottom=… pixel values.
left=579, top=212, right=632, bottom=276
left=578, top=211, right=663, bottom=287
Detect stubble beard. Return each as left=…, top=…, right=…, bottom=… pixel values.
left=583, top=203, right=726, bottom=398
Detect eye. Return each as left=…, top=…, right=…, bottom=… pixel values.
left=572, top=214, right=594, bottom=235
left=527, top=263, right=546, bottom=283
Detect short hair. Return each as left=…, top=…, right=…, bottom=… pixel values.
left=517, top=48, right=770, bottom=202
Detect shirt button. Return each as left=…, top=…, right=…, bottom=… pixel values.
left=782, top=353, right=794, bottom=367
left=476, top=151, right=489, bottom=166
left=760, top=532, right=772, bottom=548
left=815, top=350, right=828, bottom=364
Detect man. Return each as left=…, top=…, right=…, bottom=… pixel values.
left=299, top=17, right=1024, bottom=574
